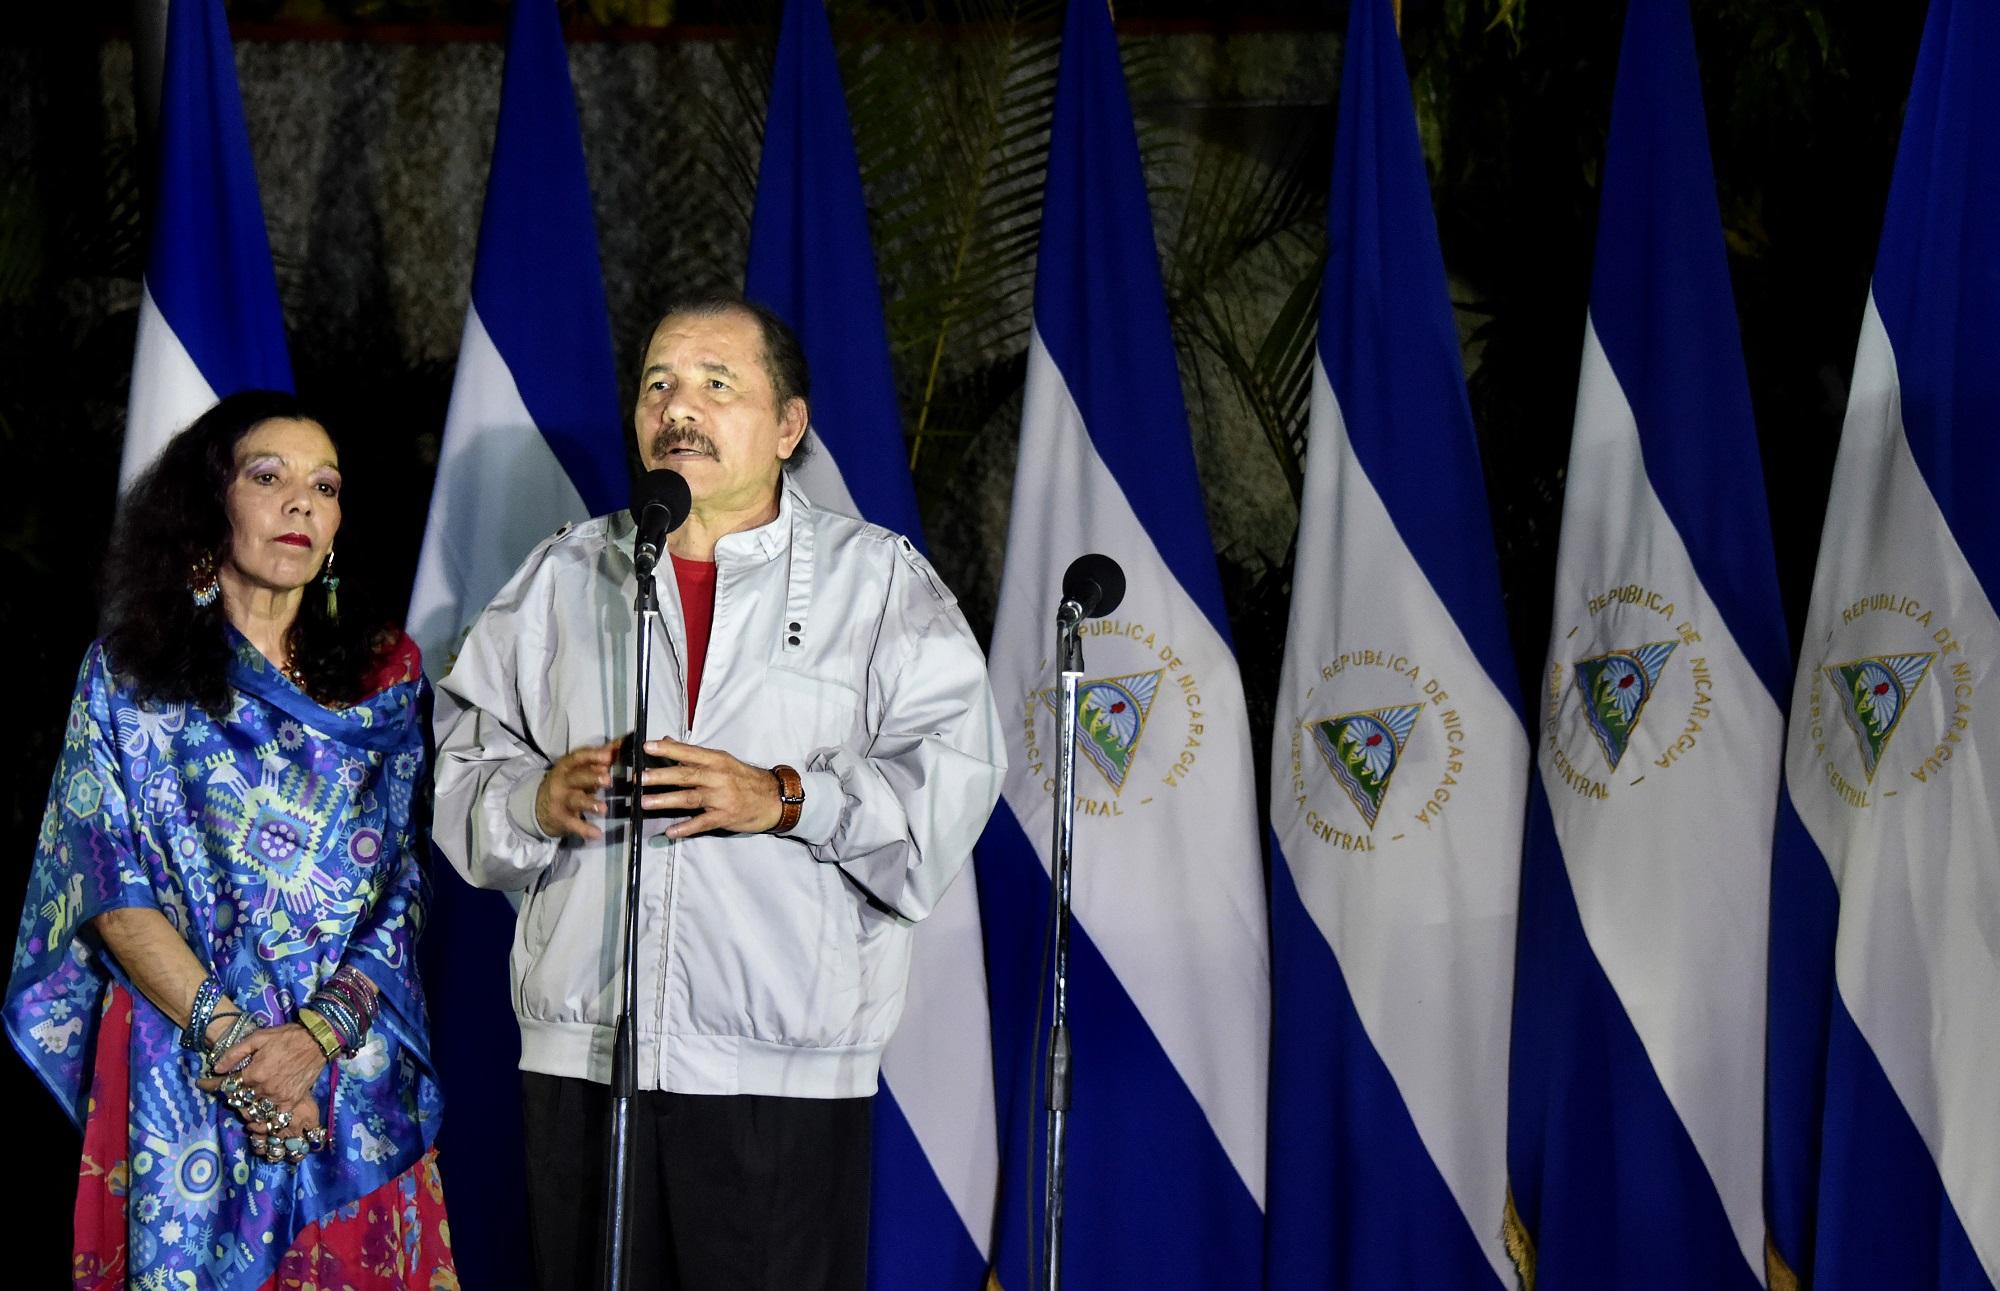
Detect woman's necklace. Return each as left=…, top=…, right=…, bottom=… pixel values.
left=280, top=643, right=350, bottom=710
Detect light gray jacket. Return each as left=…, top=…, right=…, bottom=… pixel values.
left=432, top=485, right=1004, bottom=1097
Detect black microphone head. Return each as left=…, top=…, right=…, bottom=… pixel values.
left=1062, top=552, right=1125, bottom=618
left=629, top=469, right=692, bottom=533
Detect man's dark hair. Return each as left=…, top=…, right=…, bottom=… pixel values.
left=646, top=293, right=814, bottom=468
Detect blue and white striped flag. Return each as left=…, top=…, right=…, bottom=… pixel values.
left=978, top=1, right=1267, bottom=1285
left=406, top=1, right=626, bottom=671
left=1265, top=0, right=1525, bottom=1285
left=122, top=0, right=291, bottom=488
left=744, top=3, right=998, bottom=1286
left=1504, top=1, right=1793, bottom=1286
left=1769, top=0, right=2000, bottom=1285
left=747, top=0, right=921, bottom=539
left=406, top=4, right=626, bottom=1287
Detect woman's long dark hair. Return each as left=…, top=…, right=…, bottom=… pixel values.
left=102, top=390, right=385, bottom=714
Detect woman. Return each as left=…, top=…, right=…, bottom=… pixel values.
left=5, top=391, right=455, bottom=1289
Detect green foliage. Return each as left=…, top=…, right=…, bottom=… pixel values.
left=852, top=0, right=1063, bottom=476
left=697, top=0, right=1063, bottom=488
left=0, top=0, right=1937, bottom=825
left=1158, top=100, right=1330, bottom=502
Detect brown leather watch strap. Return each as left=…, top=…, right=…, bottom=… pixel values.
left=771, top=763, right=806, bottom=835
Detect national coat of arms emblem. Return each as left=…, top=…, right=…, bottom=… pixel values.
left=1308, top=704, right=1422, bottom=828
left=1572, top=641, right=1679, bottom=771
left=1043, top=669, right=1163, bottom=794
left=1824, top=652, right=1937, bottom=782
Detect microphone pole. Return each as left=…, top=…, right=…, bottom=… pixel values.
left=1042, top=553, right=1123, bottom=1291
left=1042, top=596, right=1083, bottom=1291
left=602, top=560, right=654, bottom=1291
left=603, top=471, right=689, bottom=1291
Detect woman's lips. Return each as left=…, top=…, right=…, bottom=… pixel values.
left=275, top=533, right=312, bottom=547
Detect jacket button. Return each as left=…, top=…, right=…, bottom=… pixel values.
left=647, top=835, right=668, bottom=850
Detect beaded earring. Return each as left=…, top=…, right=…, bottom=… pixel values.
left=187, top=551, right=220, bottom=607
left=321, top=549, right=340, bottom=622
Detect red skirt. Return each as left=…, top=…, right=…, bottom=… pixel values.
left=73, top=985, right=459, bottom=1290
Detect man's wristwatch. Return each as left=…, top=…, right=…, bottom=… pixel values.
left=771, top=764, right=806, bottom=835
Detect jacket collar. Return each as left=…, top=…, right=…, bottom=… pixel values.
left=711, top=479, right=807, bottom=566
left=604, top=477, right=813, bottom=571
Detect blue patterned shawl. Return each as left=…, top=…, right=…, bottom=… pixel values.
left=5, top=635, right=442, bottom=1291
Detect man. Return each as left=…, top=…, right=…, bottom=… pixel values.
left=432, top=295, right=1004, bottom=1290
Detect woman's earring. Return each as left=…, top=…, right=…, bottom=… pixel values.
left=187, top=551, right=220, bottom=607
left=322, top=549, right=340, bottom=622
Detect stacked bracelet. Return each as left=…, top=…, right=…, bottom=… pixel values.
left=296, top=1008, right=342, bottom=1060
left=308, top=995, right=363, bottom=1054
left=304, top=965, right=382, bottom=1058
left=182, top=977, right=222, bottom=1051
left=203, top=1011, right=261, bottom=1076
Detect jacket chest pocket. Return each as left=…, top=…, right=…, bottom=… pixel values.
left=761, top=668, right=862, bottom=754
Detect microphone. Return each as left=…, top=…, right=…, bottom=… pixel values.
left=629, top=469, right=692, bottom=579
left=1060, top=553, right=1125, bottom=619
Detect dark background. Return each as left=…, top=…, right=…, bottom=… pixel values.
left=0, top=0, right=1929, bottom=1282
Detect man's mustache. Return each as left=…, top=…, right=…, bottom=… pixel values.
left=651, top=424, right=718, bottom=460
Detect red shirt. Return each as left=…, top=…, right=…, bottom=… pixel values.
left=361, top=630, right=422, bottom=697
left=671, top=554, right=718, bottom=726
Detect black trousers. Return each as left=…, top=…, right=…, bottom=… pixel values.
left=521, top=1072, right=872, bottom=1291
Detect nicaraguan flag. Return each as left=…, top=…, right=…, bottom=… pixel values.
left=122, top=0, right=291, bottom=488
left=744, top=2, right=998, bottom=1285
left=406, top=4, right=626, bottom=1289
left=746, top=0, right=921, bottom=539
left=977, top=1, right=1267, bottom=1285
left=1769, top=0, right=2000, bottom=1285
left=406, top=0, right=626, bottom=671
left=1504, top=1, right=1793, bottom=1286
left=1264, top=0, right=1526, bottom=1285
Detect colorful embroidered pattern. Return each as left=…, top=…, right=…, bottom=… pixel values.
left=6, top=636, right=444, bottom=1291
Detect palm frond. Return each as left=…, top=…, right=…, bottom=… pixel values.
left=1177, top=248, right=1323, bottom=501
left=839, top=0, right=1062, bottom=470
left=1152, top=97, right=1332, bottom=507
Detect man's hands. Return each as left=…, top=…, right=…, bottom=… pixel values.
left=640, top=739, right=783, bottom=838
left=535, top=738, right=785, bottom=840
left=534, top=741, right=619, bottom=841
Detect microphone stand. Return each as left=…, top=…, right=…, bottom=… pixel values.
left=601, top=563, right=658, bottom=1291
left=1041, top=597, right=1086, bottom=1291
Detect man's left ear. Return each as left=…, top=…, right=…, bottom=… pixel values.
left=778, top=397, right=810, bottom=459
